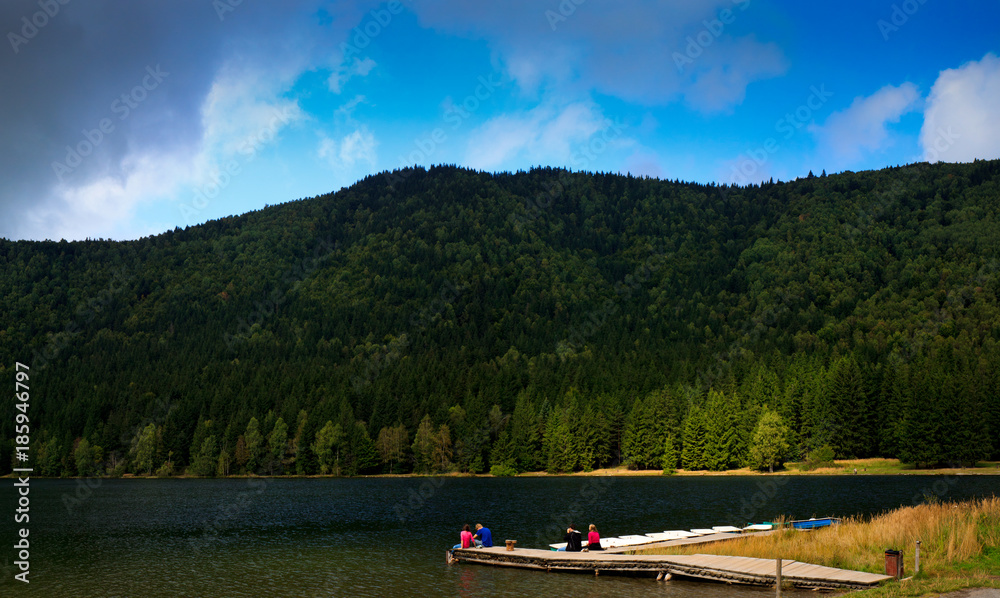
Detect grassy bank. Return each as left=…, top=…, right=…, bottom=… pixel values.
left=638, top=497, right=1000, bottom=595
left=558, top=459, right=1000, bottom=477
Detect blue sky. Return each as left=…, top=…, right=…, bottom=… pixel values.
left=1, top=0, right=999, bottom=241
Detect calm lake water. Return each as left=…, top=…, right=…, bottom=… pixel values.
left=2, top=475, right=998, bottom=597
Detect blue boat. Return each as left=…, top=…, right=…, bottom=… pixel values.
left=791, top=517, right=841, bottom=530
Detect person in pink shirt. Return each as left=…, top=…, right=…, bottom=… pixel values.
left=587, top=524, right=603, bottom=550
left=453, top=524, right=475, bottom=549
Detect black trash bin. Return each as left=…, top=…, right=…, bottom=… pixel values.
left=884, top=549, right=904, bottom=578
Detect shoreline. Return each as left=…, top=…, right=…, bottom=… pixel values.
left=5, top=459, right=999, bottom=480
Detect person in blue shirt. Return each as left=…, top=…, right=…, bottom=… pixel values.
left=474, top=523, right=493, bottom=548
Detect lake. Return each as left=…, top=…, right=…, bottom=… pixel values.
left=2, top=474, right=997, bottom=597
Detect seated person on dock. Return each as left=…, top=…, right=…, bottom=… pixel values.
left=474, top=524, right=493, bottom=548
left=587, top=524, right=603, bottom=550
left=453, top=524, right=475, bottom=549
left=557, top=525, right=583, bottom=551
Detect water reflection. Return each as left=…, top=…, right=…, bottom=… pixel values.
left=1, top=475, right=996, bottom=597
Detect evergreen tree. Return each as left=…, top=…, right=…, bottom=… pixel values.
left=268, top=417, right=288, bottom=475
left=509, top=394, right=541, bottom=472
left=661, top=434, right=678, bottom=473
left=244, top=417, right=264, bottom=474
left=828, top=356, right=872, bottom=458
left=544, top=407, right=575, bottom=473
left=681, top=407, right=707, bottom=471
left=351, top=421, right=379, bottom=474
left=489, top=430, right=518, bottom=476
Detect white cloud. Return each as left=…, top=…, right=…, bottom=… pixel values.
left=21, top=153, right=189, bottom=241
left=200, top=68, right=305, bottom=162
left=810, top=82, right=921, bottom=165
left=411, top=1, right=787, bottom=113
left=328, top=57, right=378, bottom=94
left=920, top=53, right=1000, bottom=163
left=464, top=101, right=625, bottom=170
left=319, top=127, right=378, bottom=170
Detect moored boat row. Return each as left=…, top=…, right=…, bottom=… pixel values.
left=547, top=518, right=839, bottom=550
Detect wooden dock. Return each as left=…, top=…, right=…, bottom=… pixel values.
left=449, top=547, right=893, bottom=590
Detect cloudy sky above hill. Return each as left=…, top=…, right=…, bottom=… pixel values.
left=1, top=0, right=998, bottom=240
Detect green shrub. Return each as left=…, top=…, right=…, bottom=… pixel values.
left=805, top=445, right=836, bottom=470
left=489, top=463, right=518, bottom=477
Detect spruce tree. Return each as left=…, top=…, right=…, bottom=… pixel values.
left=661, top=434, right=678, bottom=473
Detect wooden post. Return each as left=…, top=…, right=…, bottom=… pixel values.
left=446, top=549, right=453, bottom=565
left=915, top=540, right=921, bottom=574
left=775, top=558, right=782, bottom=598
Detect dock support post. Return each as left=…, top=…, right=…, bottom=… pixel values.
left=775, top=558, right=782, bottom=597
left=915, top=540, right=921, bottom=574
left=446, top=549, right=453, bottom=565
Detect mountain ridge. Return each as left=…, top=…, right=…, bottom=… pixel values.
left=2, top=161, right=999, bottom=476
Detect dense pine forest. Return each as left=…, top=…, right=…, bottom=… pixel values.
left=2, top=161, right=1000, bottom=478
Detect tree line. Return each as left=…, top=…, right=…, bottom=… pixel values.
left=2, top=161, right=1000, bottom=476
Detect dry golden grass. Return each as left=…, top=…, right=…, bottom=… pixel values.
left=640, top=497, right=1000, bottom=577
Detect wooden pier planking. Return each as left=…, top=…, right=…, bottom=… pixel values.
left=450, top=547, right=893, bottom=590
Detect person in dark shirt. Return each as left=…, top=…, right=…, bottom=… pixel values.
left=474, top=523, right=493, bottom=548
left=563, top=525, right=583, bottom=552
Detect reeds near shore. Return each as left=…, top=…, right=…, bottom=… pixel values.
left=641, top=497, right=1000, bottom=576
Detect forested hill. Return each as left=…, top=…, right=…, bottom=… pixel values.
left=3, top=161, right=1000, bottom=478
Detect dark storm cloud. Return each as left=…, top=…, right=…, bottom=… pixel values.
left=0, top=0, right=360, bottom=240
